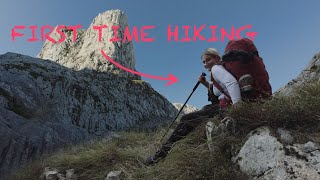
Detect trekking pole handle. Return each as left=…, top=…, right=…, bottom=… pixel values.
left=193, top=72, right=206, bottom=91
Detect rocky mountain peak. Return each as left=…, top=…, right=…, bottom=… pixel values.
left=38, top=9, right=137, bottom=78
left=173, top=103, right=198, bottom=115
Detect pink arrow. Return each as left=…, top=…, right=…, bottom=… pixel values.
left=101, top=50, right=178, bottom=86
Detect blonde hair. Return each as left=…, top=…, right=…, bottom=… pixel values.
left=201, top=48, right=221, bottom=59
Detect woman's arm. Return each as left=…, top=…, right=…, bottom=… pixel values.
left=211, top=65, right=242, bottom=104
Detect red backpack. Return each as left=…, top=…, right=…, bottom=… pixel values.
left=211, top=38, right=272, bottom=102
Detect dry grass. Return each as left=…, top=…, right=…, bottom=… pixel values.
left=10, top=123, right=248, bottom=179
left=225, top=82, right=320, bottom=135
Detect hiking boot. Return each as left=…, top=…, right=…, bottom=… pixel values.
left=144, top=146, right=170, bottom=166
left=239, top=74, right=253, bottom=93
left=144, top=152, right=167, bottom=166
left=144, top=155, right=158, bottom=166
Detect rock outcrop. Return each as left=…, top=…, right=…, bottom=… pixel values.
left=276, top=52, right=320, bottom=96
left=232, top=127, right=320, bottom=179
left=0, top=9, right=177, bottom=178
left=40, top=167, right=77, bottom=180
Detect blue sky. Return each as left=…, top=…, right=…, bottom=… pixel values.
left=1, top=0, right=320, bottom=109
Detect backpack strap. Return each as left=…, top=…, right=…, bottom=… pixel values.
left=210, top=73, right=231, bottom=100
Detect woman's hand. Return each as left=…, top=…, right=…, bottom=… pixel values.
left=198, top=75, right=207, bottom=84
left=198, top=75, right=209, bottom=88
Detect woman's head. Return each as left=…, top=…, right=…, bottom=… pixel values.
left=201, top=48, right=221, bottom=71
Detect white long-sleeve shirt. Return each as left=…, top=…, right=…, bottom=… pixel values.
left=210, top=65, right=242, bottom=104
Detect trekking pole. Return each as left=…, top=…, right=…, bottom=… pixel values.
left=158, top=72, right=206, bottom=144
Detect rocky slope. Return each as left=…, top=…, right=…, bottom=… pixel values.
left=0, top=9, right=177, bottom=178
left=276, top=52, right=320, bottom=95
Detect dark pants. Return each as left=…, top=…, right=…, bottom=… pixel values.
left=155, top=104, right=220, bottom=158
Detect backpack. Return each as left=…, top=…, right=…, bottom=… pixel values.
left=211, top=38, right=272, bottom=102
